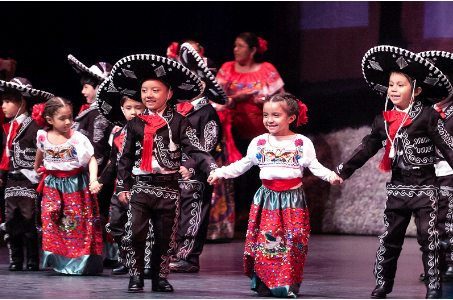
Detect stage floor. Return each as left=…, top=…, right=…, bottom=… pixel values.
left=0, top=234, right=449, bottom=299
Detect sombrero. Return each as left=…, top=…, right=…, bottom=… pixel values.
left=108, top=54, right=204, bottom=103
left=178, top=42, right=228, bottom=104
left=95, top=78, right=126, bottom=124
left=0, top=77, right=54, bottom=104
left=68, top=54, right=112, bottom=81
left=362, top=45, right=452, bottom=103
left=419, top=51, right=453, bottom=79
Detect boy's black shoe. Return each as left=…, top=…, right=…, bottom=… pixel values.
left=169, top=260, right=199, bottom=273
left=128, top=275, right=144, bottom=292
left=152, top=278, right=173, bottom=292
left=111, top=265, right=128, bottom=275
left=371, top=282, right=393, bottom=299
left=442, top=266, right=453, bottom=281
left=426, top=288, right=442, bottom=299
left=103, top=258, right=120, bottom=269
left=26, top=262, right=39, bottom=271
left=420, top=273, right=427, bottom=281
left=9, top=263, right=23, bottom=271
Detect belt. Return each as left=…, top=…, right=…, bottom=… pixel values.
left=134, top=173, right=179, bottom=184
left=8, top=171, right=27, bottom=181
left=394, top=164, right=434, bottom=177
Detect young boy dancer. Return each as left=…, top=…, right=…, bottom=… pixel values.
left=0, top=77, right=54, bottom=271
left=109, top=54, right=218, bottom=292
left=169, top=42, right=227, bottom=272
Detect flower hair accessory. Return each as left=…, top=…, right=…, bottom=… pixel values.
left=32, top=103, right=46, bottom=127
left=257, top=37, right=268, bottom=54
left=297, top=100, right=308, bottom=126
left=166, top=42, right=179, bottom=58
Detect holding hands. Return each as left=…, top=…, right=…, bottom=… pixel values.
left=329, top=171, right=344, bottom=185
left=207, top=170, right=218, bottom=185
left=89, top=180, right=102, bottom=194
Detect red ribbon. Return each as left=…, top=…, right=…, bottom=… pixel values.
left=262, top=178, right=301, bottom=191
left=0, top=121, right=20, bottom=170
left=297, top=101, right=308, bottom=126
left=138, top=115, right=167, bottom=172
left=379, top=110, right=412, bottom=172
left=435, top=107, right=446, bottom=119
left=78, top=104, right=91, bottom=115
left=113, top=133, right=125, bottom=154
left=176, top=102, right=194, bottom=116
left=37, top=166, right=84, bottom=193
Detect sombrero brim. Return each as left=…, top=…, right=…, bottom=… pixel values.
left=362, top=45, right=452, bottom=103
left=109, top=54, right=204, bottom=103
left=95, top=78, right=127, bottom=124
left=178, top=43, right=228, bottom=105
left=419, top=51, right=453, bottom=78
left=0, top=80, right=54, bottom=104
left=68, top=54, right=104, bottom=81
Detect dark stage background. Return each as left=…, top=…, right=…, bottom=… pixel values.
left=3, top=2, right=453, bottom=136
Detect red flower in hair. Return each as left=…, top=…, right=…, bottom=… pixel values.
left=297, top=101, right=308, bottom=126
left=199, top=45, right=205, bottom=56
left=32, top=103, right=46, bottom=127
left=166, top=42, right=179, bottom=58
left=257, top=37, right=268, bottom=53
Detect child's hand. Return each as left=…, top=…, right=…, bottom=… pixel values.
left=329, top=171, right=344, bottom=185
left=179, top=166, right=192, bottom=180
left=119, top=192, right=130, bottom=204
left=89, top=180, right=102, bottom=194
left=207, top=171, right=219, bottom=185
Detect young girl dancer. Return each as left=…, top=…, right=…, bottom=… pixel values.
left=331, top=46, right=453, bottom=299
left=208, top=92, right=337, bottom=298
left=34, top=97, right=103, bottom=275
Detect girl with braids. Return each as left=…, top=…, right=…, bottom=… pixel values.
left=208, top=92, right=338, bottom=298
left=34, top=97, right=103, bottom=275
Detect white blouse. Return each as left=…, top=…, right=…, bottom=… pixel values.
left=215, top=133, right=331, bottom=182
left=36, top=129, right=94, bottom=171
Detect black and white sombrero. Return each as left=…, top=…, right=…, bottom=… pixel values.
left=0, top=77, right=54, bottom=104
left=178, top=42, right=228, bottom=104
left=108, top=54, right=204, bottom=103
left=419, top=51, right=453, bottom=79
left=95, top=78, right=126, bottom=124
left=68, top=54, right=112, bottom=81
left=362, top=45, right=452, bottom=103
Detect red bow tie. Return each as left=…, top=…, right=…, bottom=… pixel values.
left=78, top=104, right=91, bottom=115
left=138, top=115, right=167, bottom=172
left=176, top=102, right=194, bottom=116
left=435, top=107, right=446, bottom=119
left=0, top=121, right=21, bottom=170
left=379, top=110, right=412, bottom=172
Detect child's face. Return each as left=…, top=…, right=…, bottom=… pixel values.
left=47, top=105, right=73, bottom=134
left=388, top=73, right=421, bottom=110
left=81, top=84, right=97, bottom=104
left=122, top=98, right=146, bottom=121
left=141, top=80, right=173, bottom=112
left=2, top=98, right=23, bottom=118
left=263, top=101, right=296, bottom=136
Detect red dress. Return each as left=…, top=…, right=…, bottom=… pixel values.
left=216, top=61, right=284, bottom=140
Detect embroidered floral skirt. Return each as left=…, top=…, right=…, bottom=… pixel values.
left=245, top=185, right=310, bottom=298
left=41, top=172, right=103, bottom=275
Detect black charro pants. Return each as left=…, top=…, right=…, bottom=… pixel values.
left=123, top=178, right=179, bottom=279
left=374, top=167, right=440, bottom=290
left=4, top=178, right=40, bottom=265
left=174, top=176, right=214, bottom=267
left=437, top=174, right=453, bottom=270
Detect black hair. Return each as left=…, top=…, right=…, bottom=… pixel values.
left=80, top=74, right=101, bottom=89
left=237, top=32, right=264, bottom=63
left=42, top=97, right=73, bottom=128
left=265, top=92, right=300, bottom=132
left=1, top=88, right=32, bottom=113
